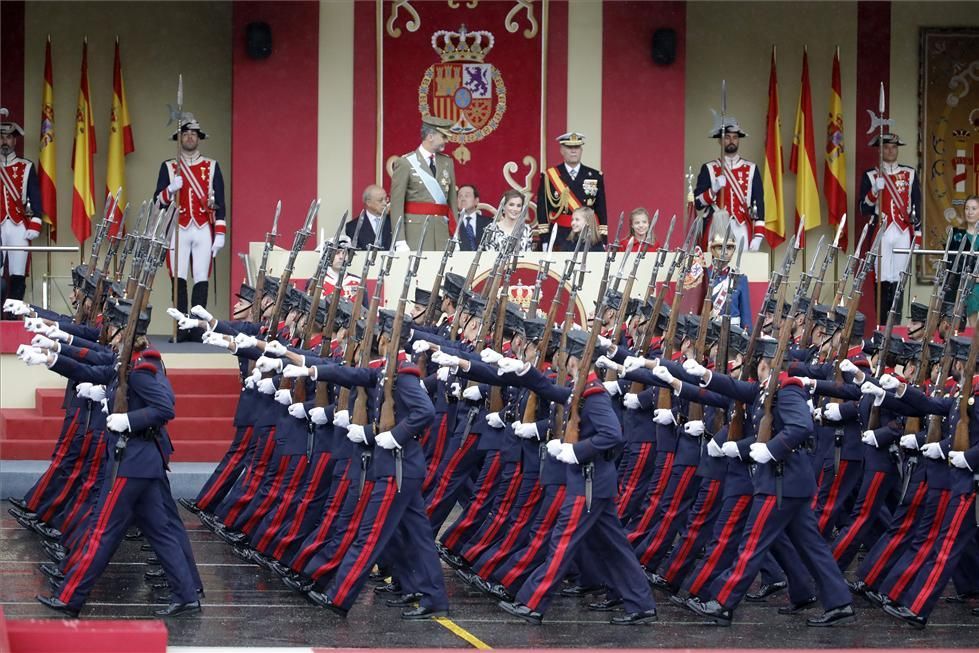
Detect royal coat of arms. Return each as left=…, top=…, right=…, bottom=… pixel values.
left=419, top=25, right=507, bottom=165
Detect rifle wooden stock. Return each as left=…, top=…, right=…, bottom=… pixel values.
left=755, top=287, right=796, bottom=444
left=952, top=326, right=979, bottom=452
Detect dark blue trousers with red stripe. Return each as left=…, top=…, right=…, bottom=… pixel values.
left=41, top=426, right=103, bottom=528
left=425, top=432, right=485, bottom=531
left=325, top=477, right=448, bottom=612
left=471, top=477, right=544, bottom=579
left=24, top=407, right=86, bottom=514
left=248, top=453, right=317, bottom=552
left=625, top=451, right=675, bottom=537
left=879, top=487, right=953, bottom=601
left=55, top=434, right=108, bottom=540
left=57, top=477, right=198, bottom=612
left=814, top=458, right=863, bottom=537
left=303, top=468, right=375, bottom=585
left=493, top=484, right=566, bottom=590
left=830, top=469, right=896, bottom=570
left=213, top=425, right=277, bottom=524
left=262, top=450, right=335, bottom=561
left=660, top=478, right=724, bottom=585
left=514, top=495, right=656, bottom=615
left=615, top=441, right=657, bottom=523
left=707, top=495, right=850, bottom=611
left=195, top=424, right=256, bottom=513
left=857, top=473, right=927, bottom=588
left=685, top=493, right=754, bottom=598
left=288, top=457, right=354, bottom=573
left=441, top=451, right=509, bottom=555
left=421, top=411, right=451, bottom=494
left=633, top=463, right=701, bottom=567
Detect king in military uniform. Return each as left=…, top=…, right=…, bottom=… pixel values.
left=535, top=131, right=607, bottom=251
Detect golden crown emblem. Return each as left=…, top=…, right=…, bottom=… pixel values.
left=508, top=283, right=535, bottom=311
left=431, top=25, right=495, bottom=63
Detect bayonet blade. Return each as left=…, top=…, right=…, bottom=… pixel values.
left=832, top=213, right=847, bottom=248
left=271, top=200, right=282, bottom=235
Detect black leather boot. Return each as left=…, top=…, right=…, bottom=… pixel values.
left=173, top=278, right=189, bottom=342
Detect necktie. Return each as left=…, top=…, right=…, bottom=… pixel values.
left=464, top=217, right=476, bottom=247
left=429, top=155, right=437, bottom=177
left=569, top=167, right=577, bottom=181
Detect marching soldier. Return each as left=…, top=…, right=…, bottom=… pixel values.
left=536, top=132, right=607, bottom=251
left=389, top=116, right=457, bottom=250
left=155, top=114, right=226, bottom=340
left=0, top=108, right=43, bottom=307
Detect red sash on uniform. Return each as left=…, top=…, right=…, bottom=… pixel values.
left=545, top=167, right=583, bottom=227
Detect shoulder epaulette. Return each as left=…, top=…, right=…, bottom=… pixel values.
left=779, top=371, right=803, bottom=389
left=133, top=362, right=158, bottom=374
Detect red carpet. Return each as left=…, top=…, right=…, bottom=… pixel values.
left=0, top=607, right=167, bottom=653
left=0, top=369, right=240, bottom=462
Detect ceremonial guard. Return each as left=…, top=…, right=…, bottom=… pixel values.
left=155, top=114, right=226, bottom=338
left=535, top=132, right=607, bottom=251
left=0, top=108, right=43, bottom=306
left=389, top=116, right=457, bottom=250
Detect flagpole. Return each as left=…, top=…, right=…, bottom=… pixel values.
left=45, top=224, right=52, bottom=309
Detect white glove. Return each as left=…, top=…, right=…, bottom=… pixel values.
left=264, top=340, right=287, bottom=357
left=282, top=364, right=310, bottom=378
left=791, top=376, right=815, bottom=392
left=900, top=433, right=919, bottom=450
left=449, top=382, right=462, bottom=399
left=722, top=441, right=741, bottom=459
left=177, top=315, right=199, bottom=331
left=166, top=307, right=185, bottom=321
left=31, top=334, right=57, bottom=350
left=512, top=421, right=539, bottom=440
left=875, top=177, right=886, bottom=191
left=597, top=335, right=613, bottom=350
left=190, top=305, right=214, bottom=322
left=235, top=333, right=259, bottom=350
left=22, top=349, right=49, bottom=366
left=595, top=355, right=618, bottom=371
left=394, top=240, right=411, bottom=252
left=653, top=409, right=676, bottom=426
left=749, top=234, right=764, bottom=252
left=921, top=442, right=944, bottom=460
left=288, top=402, right=308, bottom=419
left=684, top=420, right=705, bottom=437
left=24, top=317, right=48, bottom=333
left=6, top=300, right=31, bottom=316
left=813, top=406, right=823, bottom=423
left=879, top=374, right=900, bottom=391
left=861, top=430, right=879, bottom=447
left=749, top=442, right=774, bottom=464
left=412, top=340, right=432, bottom=354
left=203, top=332, right=233, bottom=349
left=839, top=359, right=858, bottom=376
left=309, top=407, right=329, bottom=425
left=480, top=348, right=504, bottom=365
left=256, top=355, right=283, bottom=374
left=274, top=389, right=293, bottom=406
left=623, top=393, right=641, bottom=410
left=88, top=385, right=106, bottom=402
left=375, top=431, right=400, bottom=450
left=432, top=351, right=461, bottom=370
left=346, top=423, right=367, bottom=444
left=603, top=380, right=621, bottom=396
left=463, top=385, right=483, bottom=401
left=555, top=442, right=578, bottom=465
left=821, top=403, right=841, bottom=421
left=496, top=358, right=527, bottom=375
left=707, top=439, right=725, bottom=458
left=949, top=451, right=972, bottom=470
left=652, top=365, right=675, bottom=385
left=333, top=409, right=351, bottom=429
left=545, top=439, right=562, bottom=458
left=100, top=398, right=109, bottom=414
left=436, top=366, right=450, bottom=382
left=623, top=356, right=646, bottom=374
left=106, top=413, right=131, bottom=433
left=485, top=412, right=505, bottom=429
left=76, top=382, right=93, bottom=398
left=244, top=374, right=257, bottom=390
left=257, top=378, right=277, bottom=395
left=711, top=175, right=727, bottom=192
left=167, top=176, right=184, bottom=194
left=25, top=229, right=40, bottom=241
left=47, top=327, right=70, bottom=343
left=682, top=358, right=708, bottom=378
left=860, top=381, right=886, bottom=406
left=211, top=234, right=225, bottom=258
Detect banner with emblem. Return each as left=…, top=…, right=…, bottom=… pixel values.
left=380, top=1, right=545, bottom=207
left=919, top=27, right=979, bottom=282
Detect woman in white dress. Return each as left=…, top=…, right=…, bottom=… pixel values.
left=485, top=189, right=533, bottom=253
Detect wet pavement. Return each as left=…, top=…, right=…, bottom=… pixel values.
left=2, top=510, right=977, bottom=649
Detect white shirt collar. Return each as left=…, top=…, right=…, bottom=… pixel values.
left=181, top=151, right=202, bottom=165
left=0, top=152, right=17, bottom=165
left=417, top=146, right=437, bottom=165
left=565, top=163, right=580, bottom=176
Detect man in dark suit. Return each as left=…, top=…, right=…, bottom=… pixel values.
left=535, top=131, right=607, bottom=251
left=345, top=184, right=392, bottom=250
left=456, top=184, right=492, bottom=251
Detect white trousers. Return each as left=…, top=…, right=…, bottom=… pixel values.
left=169, top=223, right=212, bottom=283
left=877, top=222, right=911, bottom=283
left=0, top=218, right=29, bottom=275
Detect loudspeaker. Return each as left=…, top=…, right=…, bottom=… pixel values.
left=246, top=22, right=272, bottom=60
left=651, top=28, right=676, bottom=66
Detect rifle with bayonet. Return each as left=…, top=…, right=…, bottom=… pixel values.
left=801, top=217, right=847, bottom=349
left=833, top=222, right=871, bottom=308
left=596, top=212, right=626, bottom=304
left=422, top=217, right=457, bottom=327
left=449, top=197, right=506, bottom=341
left=265, top=200, right=319, bottom=342
left=251, top=202, right=282, bottom=327
left=74, top=190, right=121, bottom=323
left=710, top=241, right=744, bottom=435
left=115, top=202, right=148, bottom=287
left=551, top=227, right=591, bottom=439
left=605, top=225, right=655, bottom=385
left=528, top=226, right=561, bottom=318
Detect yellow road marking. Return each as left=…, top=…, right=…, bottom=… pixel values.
left=434, top=616, right=492, bottom=649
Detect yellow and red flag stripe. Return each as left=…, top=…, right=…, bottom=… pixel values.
left=70, top=39, right=96, bottom=245
left=790, top=47, right=822, bottom=244
left=38, top=36, right=57, bottom=241
left=761, top=46, right=785, bottom=248
left=823, top=46, right=848, bottom=250
left=106, top=37, right=135, bottom=237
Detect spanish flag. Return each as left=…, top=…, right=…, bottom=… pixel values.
left=761, top=46, right=785, bottom=248
left=106, top=37, right=134, bottom=237
left=39, top=36, right=57, bottom=241
left=71, top=38, right=96, bottom=245
left=790, top=47, right=822, bottom=243
left=823, top=47, right=848, bottom=250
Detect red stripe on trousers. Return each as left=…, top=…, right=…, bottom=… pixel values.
left=811, top=466, right=826, bottom=510
left=273, top=453, right=332, bottom=560
left=889, top=489, right=951, bottom=599
left=312, top=480, right=375, bottom=580
left=257, top=457, right=310, bottom=551
left=422, top=414, right=450, bottom=493
left=225, top=430, right=277, bottom=525
left=476, top=482, right=543, bottom=578
left=57, top=439, right=106, bottom=530
left=292, top=461, right=352, bottom=572
left=639, top=465, right=697, bottom=565
left=427, top=434, right=477, bottom=516
left=717, top=495, right=777, bottom=606
left=242, top=456, right=292, bottom=535
left=617, top=442, right=652, bottom=518
left=628, top=452, right=675, bottom=542
left=664, top=479, right=721, bottom=582
left=527, top=496, right=585, bottom=611
left=332, top=479, right=397, bottom=605
left=59, top=477, right=128, bottom=603
left=27, top=412, right=80, bottom=510
left=689, top=494, right=752, bottom=596
left=832, top=471, right=886, bottom=560
left=502, top=486, right=566, bottom=588
left=818, top=460, right=849, bottom=533
left=443, top=454, right=503, bottom=550
left=463, top=465, right=524, bottom=561
left=864, top=481, right=926, bottom=585
left=41, top=428, right=93, bottom=523
left=198, top=426, right=253, bottom=510
left=911, top=493, right=974, bottom=614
